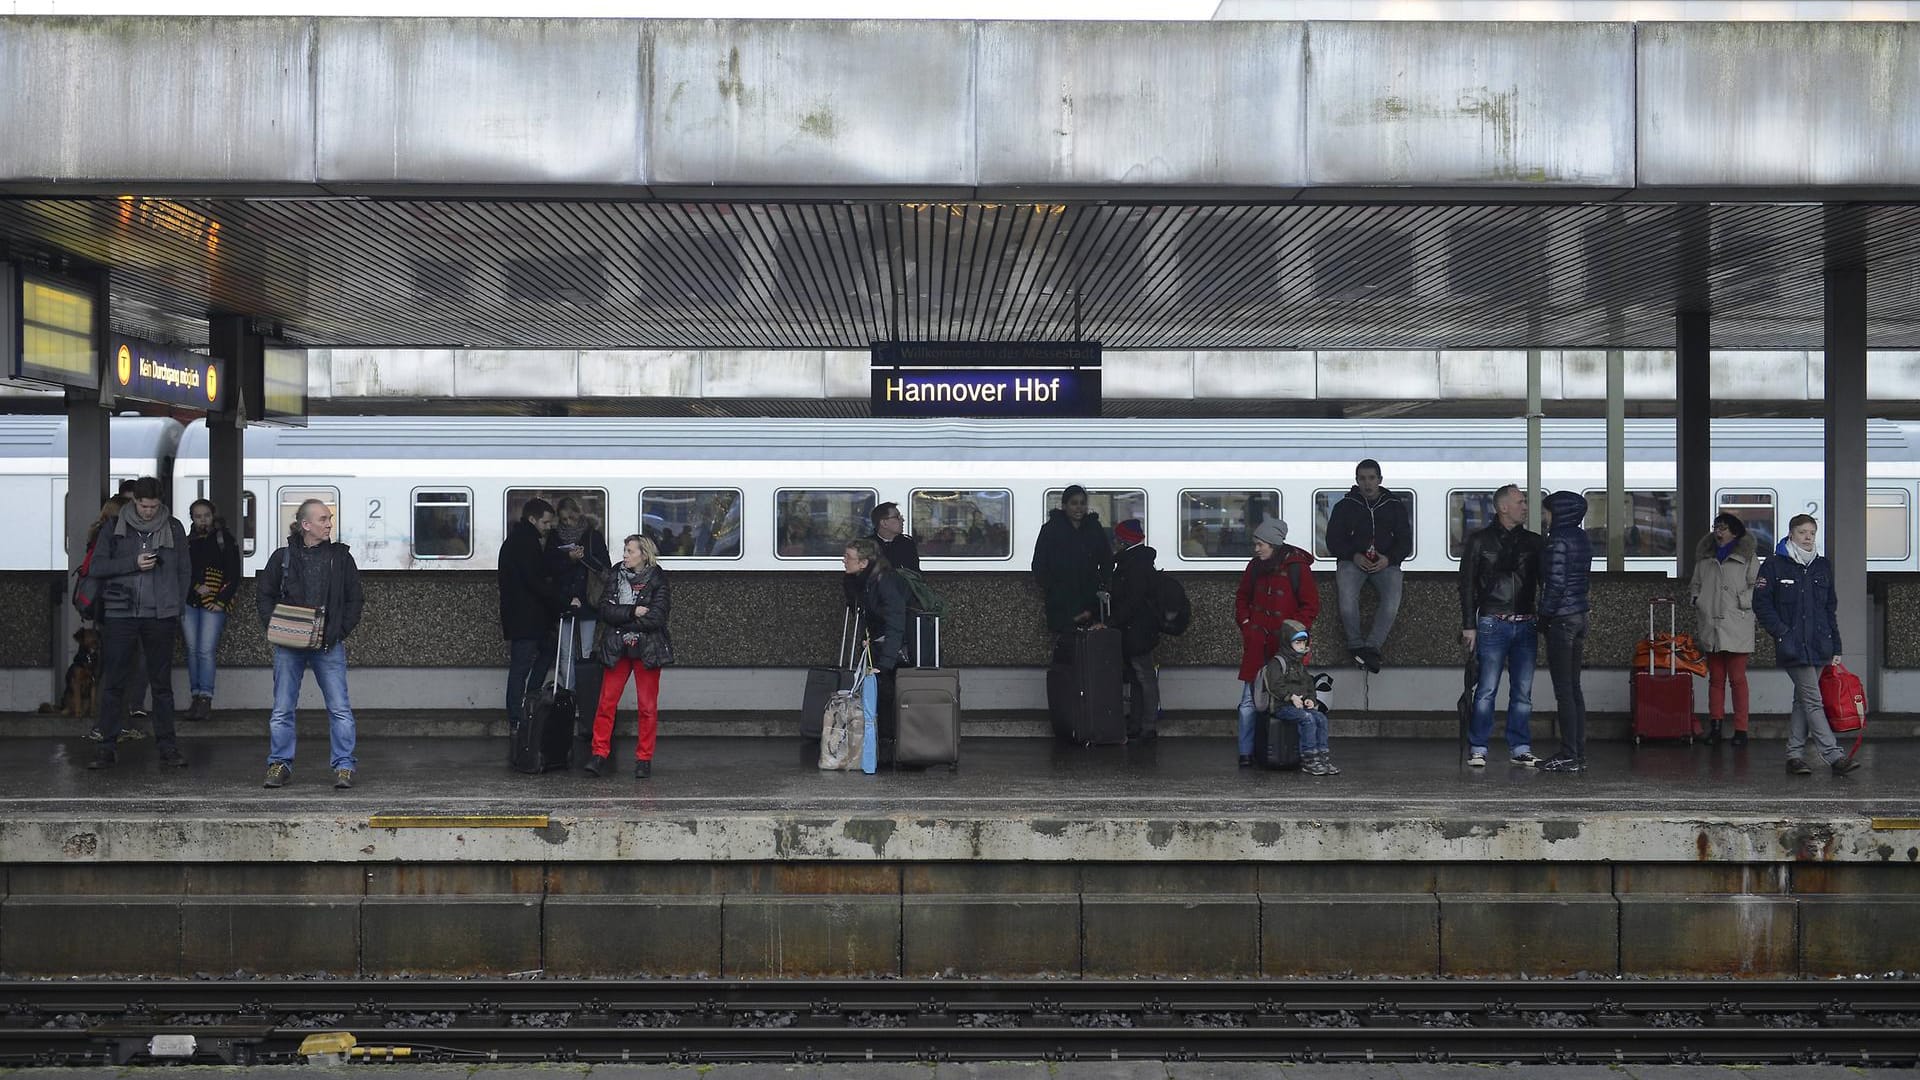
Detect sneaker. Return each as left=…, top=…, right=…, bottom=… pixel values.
left=84, top=727, right=104, bottom=742
left=85, top=749, right=115, bottom=770
left=1731, top=730, right=1750, bottom=748
left=1468, top=750, right=1487, bottom=767
left=263, top=762, right=292, bottom=788
left=1360, top=648, right=1383, bottom=675
left=185, top=696, right=211, bottom=721
left=116, top=728, right=147, bottom=743
left=334, top=769, right=355, bottom=789
left=1786, top=758, right=1813, bottom=776
left=1318, top=754, right=1341, bottom=776
left=634, top=759, right=652, bottom=780
left=1832, top=758, right=1862, bottom=776
left=583, top=755, right=607, bottom=777
left=1302, top=756, right=1330, bottom=777
left=1238, top=754, right=1254, bottom=768
left=130, top=708, right=149, bottom=719
left=1539, top=755, right=1586, bottom=773
left=1510, top=751, right=1540, bottom=767
left=157, top=747, right=188, bottom=768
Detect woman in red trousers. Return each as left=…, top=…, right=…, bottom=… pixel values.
left=586, top=535, right=672, bottom=779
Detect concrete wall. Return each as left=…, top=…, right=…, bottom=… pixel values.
left=4, top=17, right=1920, bottom=197
left=3, top=860, right=1914, bottom=979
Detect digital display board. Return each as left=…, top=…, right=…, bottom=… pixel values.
left=107, top=334, right=228, bottom=412
left=262, top=346, right=309, bottom=426
left=8, top=269, right=98, bottom=390
left=870, top=341, right=1101, bottom=418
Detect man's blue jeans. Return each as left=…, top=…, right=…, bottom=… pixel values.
left=180, top=606, right=227, bottom=699
left=268, top=642, right=357, bottom=770
left=1469, top=615, right=1536, bottom=758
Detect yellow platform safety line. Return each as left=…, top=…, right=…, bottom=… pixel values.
left=1870, top=818, right=1920, bottom=831
left=368, top=814, right=550, bottom=829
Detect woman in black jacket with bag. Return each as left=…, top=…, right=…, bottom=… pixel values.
left=586, top=535, right=672, bottom=779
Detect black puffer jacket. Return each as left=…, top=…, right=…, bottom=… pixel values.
left=1325, top=487, right=1414, bottom=566
left=1458, top=520, right=1543, bottom=629
left=1030, top=509, right=1111, bottom=633
left=853, top=565, right=910, bottom=672
left=1106, top=542, right=1161, bottom=657
left=596, top=563, right=673, bottom=668
left=1537, top=491, right=1592, bottom=619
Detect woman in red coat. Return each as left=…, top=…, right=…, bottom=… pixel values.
left=1235, top=517, right=1321, bottom=765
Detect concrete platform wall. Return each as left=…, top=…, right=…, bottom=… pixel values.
left=4, top=860, right=1915, bottom=980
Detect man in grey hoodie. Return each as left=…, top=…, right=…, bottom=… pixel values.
left=85, top=477, right=192, bottom=770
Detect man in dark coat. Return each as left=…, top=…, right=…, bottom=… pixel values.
left=1458, top=484, right=1544, bottom=769
left=1030, top=485, right=1112, bottom=635
left=1103, top=518, right=1161, bottom=740
left=84, top=477, right=192, bottom=770
left=1324, top=458, right=1414, bottom=672
left=498, top=498, right=575, bottom=731
left=1536, top=491, right=1593, bottom=773
left=256, top=498, right=366, bottom=790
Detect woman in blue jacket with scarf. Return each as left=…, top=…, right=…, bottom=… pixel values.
left=1752, top=513, right=1860, bottom=776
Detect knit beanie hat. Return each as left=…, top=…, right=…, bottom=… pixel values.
left=1114, top=518, right=1144, bottom=546
left=1252, top=518, right=1288, bottom=548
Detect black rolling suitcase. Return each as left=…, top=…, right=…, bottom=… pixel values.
left=1047, top=608, right=1126, bottom=746
left=802, top=609, right=862, bottom=740
left=1252, top=708, right=1301, bottom=770
left=512, top=618, right=576, bottom=774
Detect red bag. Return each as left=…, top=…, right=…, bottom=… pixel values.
left=1819, top=661, right=1867, bottom=759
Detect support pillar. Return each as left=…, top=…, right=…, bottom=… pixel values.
left=60, top=389, right=111, bottom=696
left=1606, top=349, right=1626, bottom=573
left=1824, top=263, right=1870, bottom=686
left=1526, top=348, right=1542, bottom=534
left=206, top=316, right=261, bottom=536
left=1675, top=312, right=1712, bottom=581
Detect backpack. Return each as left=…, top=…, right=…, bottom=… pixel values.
left=69, top=534, right=103, bottom=621
left=893, top=566, right=948, bottom=616
left=1152, top=568, right=1191, bottom=636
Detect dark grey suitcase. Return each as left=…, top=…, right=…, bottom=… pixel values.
left=801, top=608, right=862, bottom=740
left=1046, top=626, right=1125, bottom=746
left=893, top=667, right=960, bottom=768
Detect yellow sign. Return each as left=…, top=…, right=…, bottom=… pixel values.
left=116, top=344, right=132, bottom=386
left=205, top=364, right=218, bottom=404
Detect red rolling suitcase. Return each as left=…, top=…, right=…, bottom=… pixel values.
left=1631, top=598, right=1696, bottom=744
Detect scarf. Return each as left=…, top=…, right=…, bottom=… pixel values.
left=119, top=502, right=175, bottom=548
left=1715, top=540, right=1736, bottom=562
left=556, top=520, right=586, bottom=547
left=613, top=563, right=653, bottom=645
left=1778, top=537, right=1816, bottom=568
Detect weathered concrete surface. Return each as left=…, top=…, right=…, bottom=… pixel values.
left=360, top=895, right=542, bottom=975
left=542, top=895, right=723, bottom=977
left=1261, top=894, right=1439, bottom=977
left=1616, top=894, right=1799, bottom=978
left=901, top=894, right=1081, bottom=977
left=1082, top=894, right=1260, bottom=978
left=181, top=896, right=361, bottom=975
left=721, top=895, right=901, bottom=978
left=1437, top=894, right=1619, bottom=977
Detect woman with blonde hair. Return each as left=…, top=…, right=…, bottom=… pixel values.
left=587, top=534, right=672, bottom=779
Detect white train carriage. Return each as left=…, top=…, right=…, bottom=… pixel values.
left=0, top=416, right=183, bottom=570
left=155, top=416, right=1920, bottom=576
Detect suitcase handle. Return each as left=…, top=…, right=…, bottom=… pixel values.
left=839, top=607, right=865, bottom=673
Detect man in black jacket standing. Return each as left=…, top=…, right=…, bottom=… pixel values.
left=1458, top=484, right=1544, bottom=769
left=1103, top=518, right=1161, bottom=740
left=85, top=477, right=192, bottom=771
left=1031, top=485, right=1112, bottom=637
left=499, top=498, right=576, bottom=734
left=257, top=498, right=366, bottom=790
left=1325, top=459, right=1413, bottom=673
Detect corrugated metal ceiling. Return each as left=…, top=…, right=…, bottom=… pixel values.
left=1, top=198, right=1918, bottom=352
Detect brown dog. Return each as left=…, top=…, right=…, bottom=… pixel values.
left=38, top=627, right=101, bottom=718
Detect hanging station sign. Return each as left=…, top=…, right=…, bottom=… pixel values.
left=107, top=334, right=229, bottom=412
left=869, top=341, right=1101, bottom=418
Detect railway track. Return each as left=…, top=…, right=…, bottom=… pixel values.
left=1, top=979, right=1915, bottom=1066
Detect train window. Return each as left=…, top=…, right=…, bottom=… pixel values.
left=911, top=489, right=1013, bottom=559
left=1580, top=490, right=1679, bottom=558
left=776, top=488, right=876, bottom=558
left=1449, top=489, right=1549, bottom=558
left=1869, top=488, right=1910, bottom=561
left=412, top=489, right=473, bottom=559
left=197, top=482, right=257, bottom=556
left=1044, top=488, right=1147, bottom=549
left=1716, top=490, right=1776, bottom=551
left=1182, top=490, right=1281, bottom=559
left=505, top=489, right=608, bottom=539
left=276, top=486, right=339, bottom=545
left=641, top=489, right=743, bottom=558
left=1310, top=489, right=1416, bottom=562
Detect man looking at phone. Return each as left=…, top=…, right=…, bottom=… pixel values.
left=84, top=476, right=192, bottom=770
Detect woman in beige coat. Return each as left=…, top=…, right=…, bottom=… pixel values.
left=1689, top=513, right=1760, bottom=746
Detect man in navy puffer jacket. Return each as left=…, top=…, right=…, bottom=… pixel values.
left=1537, top=491, right=1593, bottom=772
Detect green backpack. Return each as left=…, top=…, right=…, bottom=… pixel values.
left=893, top=567, right=948, bottom=616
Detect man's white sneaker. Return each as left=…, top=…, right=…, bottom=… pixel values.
left=1468, top=751, right=1487, bottom=767
left=1510, top=751, right=1540, bottom=767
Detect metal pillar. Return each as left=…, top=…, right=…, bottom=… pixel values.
left=1825, top=262, right=1870, bottom=682
left=60, top=388, right=111, bottom=696
left=206, top=316, right=261, bottom=533
left=1606, top=349, right=1626, bottom=573
left=1675, top=311, right=1712, bottom=581
left=1526, top=348, right=1542, bottom=533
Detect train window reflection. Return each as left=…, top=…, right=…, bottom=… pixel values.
left=412, top=489, right=472, bottom=559
left=641, top=489, right=742, bottom=558
left=776, top=488, right=876, bottom=558
left=1182, top=490, right=1281, bottom=559
left=1869, top=488, right=1909, bottom=561
left=1312, top=489, right=1415, bottom=562
left=1449, top=489, right=1547, bottom=559
left=277, top=486, right=339, bottom=545
left=1580, top=490, right=1678, bottom=557
left=1045, top=488, right=1146, bottom=550
left=1716, top=490, right=1776, bottom=551
left=911, top=489, right=1012, bottom=559
left=505, top=489, right=606, bottom=541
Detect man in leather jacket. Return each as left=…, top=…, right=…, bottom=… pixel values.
left=1458, top=484, right=1544, bottom=768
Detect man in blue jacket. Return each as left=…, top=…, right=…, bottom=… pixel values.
left=1536, top=491, right=1593, bottom=773
left=1753, top=513, right=1857, bottom=776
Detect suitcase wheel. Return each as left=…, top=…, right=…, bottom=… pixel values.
left=1633, top=735, right=1642, bottom=745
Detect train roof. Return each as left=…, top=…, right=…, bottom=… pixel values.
left=172, top=416, right=1920, bottom=465
left=0, top=415, right=185, bottom=462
